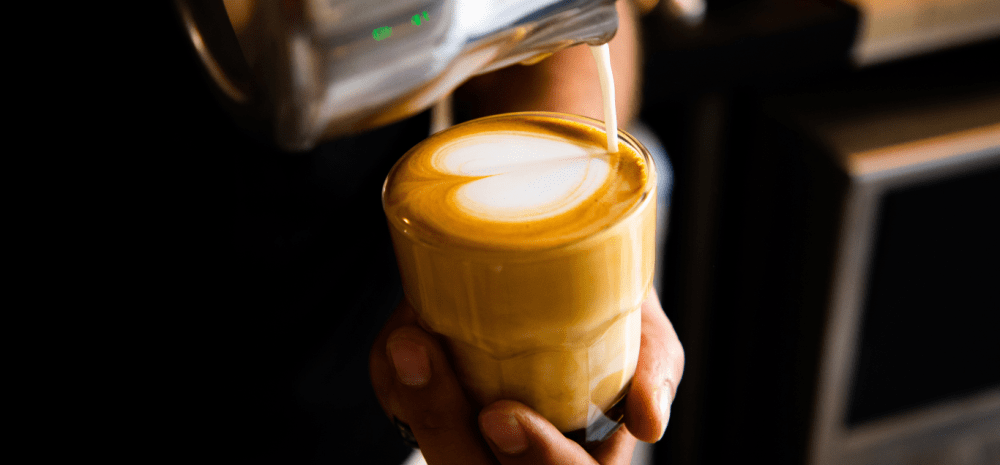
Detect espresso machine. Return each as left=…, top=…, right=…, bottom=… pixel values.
left=175, top=0, right=621, bottom=151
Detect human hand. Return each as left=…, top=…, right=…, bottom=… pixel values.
left=369, top=291, right=684, bottom=465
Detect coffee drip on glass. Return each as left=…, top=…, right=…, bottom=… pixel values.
left=174, top=0, right=619, bottom=151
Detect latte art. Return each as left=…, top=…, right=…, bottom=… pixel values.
left=384, top=114, right=648, bottom=250
left=443, top=133, right=610, bottom=222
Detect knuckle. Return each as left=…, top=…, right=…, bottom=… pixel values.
left=672, top=345, right=685, bottom=384
left=409, top=410, right=449, bottom=431
left=405, top=408, right=464, bottom=436
left=401, top=394, right=473, bottom=434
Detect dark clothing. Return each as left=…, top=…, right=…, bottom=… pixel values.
left=148, top=8, right=424, bottom=464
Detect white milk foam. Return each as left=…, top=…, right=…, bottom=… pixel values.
left=590, top=44, right=618, bottom=153
left=432, top=132, right=611, bottom=222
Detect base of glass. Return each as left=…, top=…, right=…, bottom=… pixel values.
left=563, top=393, right=628, bottom=450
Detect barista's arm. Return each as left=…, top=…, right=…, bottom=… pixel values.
left=455, top=0, right=648, bottom=128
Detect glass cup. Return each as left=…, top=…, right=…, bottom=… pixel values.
left=382, top=112, right=657, bottom=449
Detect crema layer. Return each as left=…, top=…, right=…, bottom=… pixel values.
left=383, top=114, right=649, bottom=250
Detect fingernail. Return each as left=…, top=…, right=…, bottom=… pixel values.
left=387, top=338, right=430, bottom=387
left=481, top=411, right=528, bottom=455
left=656, top=385, right=673, bottom=440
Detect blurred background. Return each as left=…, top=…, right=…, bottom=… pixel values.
left=643, top=1, right=1000, bottom=465
left=150, top=1, right=1000, bottom=464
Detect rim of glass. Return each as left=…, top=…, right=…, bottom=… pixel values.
left=382, top=111, right=657, bottom=256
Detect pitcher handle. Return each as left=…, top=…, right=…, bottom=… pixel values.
left=173, top=0, right=254, bottom=106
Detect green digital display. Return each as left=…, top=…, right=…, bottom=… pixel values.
left=373, top=26, right=392, bottom=41
left=411, top=11, right=429, bottom=26
left=374, top=11, right=428, bottom=41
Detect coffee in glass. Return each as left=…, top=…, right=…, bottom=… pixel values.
left=383, top=111, right=656, bottom=448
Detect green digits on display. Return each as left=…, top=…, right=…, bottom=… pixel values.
left=375, top=12, right=427, bottom=42
left=373, top=26, right=392, bottom=41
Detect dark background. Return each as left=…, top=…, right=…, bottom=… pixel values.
left=113, top=1, right=999, bottom=463
left=118, top=3, right=430, bottom=463
left=640, top=1, right=1000, bottom=464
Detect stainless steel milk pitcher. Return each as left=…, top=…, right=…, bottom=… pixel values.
left=175, top=0, right=619, bottom=151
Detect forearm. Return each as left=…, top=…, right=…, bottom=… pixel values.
left=455, top=0, right=645, bottom=128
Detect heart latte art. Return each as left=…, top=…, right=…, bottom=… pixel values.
left=383, top=113, right=649, bottom=250
left=383, top=113, right=656, bottom=435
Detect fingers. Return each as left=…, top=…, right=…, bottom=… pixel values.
left=370, top=301, right=419, bottom=419
left=478, top=400, right=637, bottom=465
left=369, top=294, right=682, bottom=465
left=369, top=302, right=496, bottom=465
left=624, top=291, right=685, bottom=443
